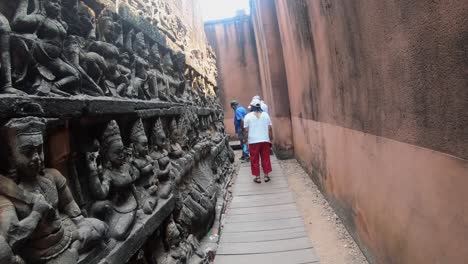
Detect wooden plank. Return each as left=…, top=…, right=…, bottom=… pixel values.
left=227, top=203, right=297, bottom=215
left=235, top=176, right=287, bottom=184
left=225, top=210, right=301, bottom=223
left=217, top=237, right=312, bottom=255
left=234, top=188, right=291, bottom=196
left=234, top=182, right=289, bottom=189
left=221, top=227, right=307, bottom=243
left=231, top=192, right=293, bottom=203
left=235, top=175, right=287, bottom=182
left=233, top=184, right=290, bottom=193
left=215, top=249, right=319, bottom=264
left=229, top=195, right=295, bottom=209
left=222, top=218, right=304, bottom=233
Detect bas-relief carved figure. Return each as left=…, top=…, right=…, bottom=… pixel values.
left=150, top=118, right=174, bottom=199
left=87, top=120, right=138, bottom=241
left=0, top=117, right=109, bottom=264
left=159, top=216, right=200, bottom=264
left=130, top=118, right=159, bottom=214
left=127, top=31, right=156, bottom=100
left=87, top=9, right=131, bottom=97
left=168, top=118, right=185, bottom=160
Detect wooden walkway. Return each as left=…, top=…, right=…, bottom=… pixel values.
left=215, top=157, right=320, bottom=264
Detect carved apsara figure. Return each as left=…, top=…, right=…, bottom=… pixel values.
left=88, top=120, right=139, bottom=240
left=87, top=9, right=129, bottom=97
left=168, top=118, right=185, bottom=159
left=148, top=43, right=169, bottom=101
left=130, top=118, right=159, bottom=214
left=149, top=118, right=174, bottom=199
left=161, top=52, right=183, bottom=102
left=0, top=117, right=109, bottom=264
left=128, top=31, right=156, bottom=100
left=172, top=52, right=189, bottom=101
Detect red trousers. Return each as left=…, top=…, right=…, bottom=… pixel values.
left=248, top=142, right=272, bottom=177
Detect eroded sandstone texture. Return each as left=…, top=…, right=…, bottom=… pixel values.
left=0, top=0, right=234, bottom=263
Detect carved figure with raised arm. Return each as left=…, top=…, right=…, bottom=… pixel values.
left=0, top=117, right=109, bottom=264
left=87, top=120, right=139, bottom=240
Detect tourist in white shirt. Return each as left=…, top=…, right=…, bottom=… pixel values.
left=243, top=99, right=273, bottom=183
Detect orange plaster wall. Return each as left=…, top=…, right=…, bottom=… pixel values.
left=251, top=0, right=294, bottom=159
left=274, top=0, right=468, bottom=263
left=205, top=16, right=263, bottom=137
left=292, top=118, right=468, bottom=263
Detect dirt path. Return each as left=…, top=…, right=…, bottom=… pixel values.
left=279, top=159, right=369, bottom=264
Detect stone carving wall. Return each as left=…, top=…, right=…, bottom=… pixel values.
left=0, top=0, right=233, bottom=263
left=0, top=0, right=217, bottom=102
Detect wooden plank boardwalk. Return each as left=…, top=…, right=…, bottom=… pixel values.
left=215, top=157, right=320, bottom=264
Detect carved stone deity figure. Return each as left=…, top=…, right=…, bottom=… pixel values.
left=128, top=31, right=156, bottom=100
left=77, top=1, right=97, bottom=40
left=149, top=118, right=174, bottom=199
left=0, top=12, right=26, bottom=95
left=87, top=9, right=129, bottom=97
left=158, top=216, right=200, bottom=264
left=149, top=43, right=170, bottom=101
left=207, top=114, right=224, bottom=144
left=168, top=118, right=185, bottom=159
left=130, top=119, right=159, bottom=214
left=197, top=116, right=208, bottom=142
left=167, top=118, right=195, bottom=186
left=161, top=52, right=183, bottom=102
left=60, top=1, right=108, bottom=96
left=87, top=120, right=139, bottom=240
left=11, top=0, right=83, bottom=96
left=0, top=117, right=109, bottom=264
left=172, top=52, right=190, bottom=101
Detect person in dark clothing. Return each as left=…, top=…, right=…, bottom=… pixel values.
left=231, top=100, right=249, bottom=161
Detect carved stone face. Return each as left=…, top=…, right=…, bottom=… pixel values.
left=78, top=3, right=96, bottom=37
left=120, top=53, right=130, bottom=67
left=134, top=135, right=149, bottom=156
left=14, top=133, right=44, bottom=178
left=134, top=33, right=150, bottom=59
left=107, top=140, right=125, bottom=166
left=102, top=19, right=114, bottom=37
left=155, top=133, right=168, bottom=150
left=44, top=0, right=61, bottom=18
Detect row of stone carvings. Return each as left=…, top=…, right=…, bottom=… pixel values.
left=0, top=108, right=233, bottom=264
left=125, top=0, right=188, bottom=46
left=124, top=0, right=219, bottom=81
left=0, top=0, right=218, bottom=106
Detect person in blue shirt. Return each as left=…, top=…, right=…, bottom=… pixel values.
left=231, top=100, right=249, bottom=161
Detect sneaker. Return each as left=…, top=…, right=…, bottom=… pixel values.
left=241, top=157, right=250, bottom=163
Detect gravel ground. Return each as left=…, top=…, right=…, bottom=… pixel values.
left=279, top=159, right=369, bottom=264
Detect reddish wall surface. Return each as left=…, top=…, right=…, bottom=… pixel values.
left=273, top=0, right=468, bottom=263
left=251, top=0, right=293, bottom=159
left=205, top=16, right=263, bottom=136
